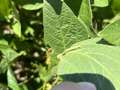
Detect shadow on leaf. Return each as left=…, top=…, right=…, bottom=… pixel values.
left=61, top=73, right=115, bottom=90
left=46, top=0, right=62, bottom=15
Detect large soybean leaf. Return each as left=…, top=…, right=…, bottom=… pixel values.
left=78, top=0, right=93, bottom=27
left=94, top=0, right=109, bottom=7
left=70, top=37, right=102, bottom=48
left=7, top=67, right=21, bottom=90
left=64, top=0, right=92, bottom=27
left=44, top=0, right=91, bottom=54
left=57, top=44, right=120, bottom=90
left=99, top=19, right=120, bottom=46
left=0, top=44, right=23, bottom=73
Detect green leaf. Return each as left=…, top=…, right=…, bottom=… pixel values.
left=109, top=13, right=120, bottom=23
left=13, top=0, right=43, bottom=10
left=12, top=19, right=21, bottom=37
left=0, top=39, right=8, bottom=45
left=57, top=43, right=120, bottom=90
left=0, top=84, right=9, bottom=90
left=9, top=1, right=22, bottom=37
left=0, top=0, right=12, bottom=19
left=64, top=0, right=92, bottom=27
left=0, top=44, right=23, bottom=73
left=44, top=0, right=91, bottom=55
left=25, top=26, right=34, bottom=36
left=7, top=67, right=21, bottom=90
left=20, top=84, right=28, bottom=90
left=39, top=65, right=52, bottom=82
left=94, top=0, right=109, bottom=7
left=78, top=0, right=93, bottom=27
left=111, top=0, right=120, bottom=14
left=22, top=3, right=44, bottom=10
left=70, top=37, right=102, bottom=48
left=99, top=19, right=120, bottom=45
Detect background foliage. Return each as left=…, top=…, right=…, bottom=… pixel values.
left=0, top=0, right=120, bottom=90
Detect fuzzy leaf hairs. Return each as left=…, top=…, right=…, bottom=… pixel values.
left=51, top=81, right=96, bottom=90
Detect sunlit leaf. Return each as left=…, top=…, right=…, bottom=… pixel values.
left=79, top=0, right=93, bottom=27
left=0, top=44, right=23, bottom=73
left=22, top=3, right=44, bottom=10
left=0, top=0, right=12, bottom=19
left=44, top=0, right=91, bottom=55
left=7, top=67, right=21, bottom=90
left=94, top=0, right=109, bottom=7
left=12, top=19, right=21, bottom=37
left=99, top=19, right=120, bottom=45
left=58, top=42, right=120, bottom=90
left=111, top=0, right=120, bottom=14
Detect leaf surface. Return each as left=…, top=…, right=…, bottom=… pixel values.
left=0, top=0, right=11, bottom=19
left=58, top=43, right=120, bottom=90
left=0, top=44, right=23, bottom=73
left=22, top=3, right=44, bottom=10
left=44, top=0, right=91, bottom=54
left=78, top=0, right=93, bottom=27
left=94, top=0, right=109, bottom=7
left=7, top=67, right=21, bottom=90
left=99, top=19, right=120, bottom=45
left=12, top=19, right=21, bottom=37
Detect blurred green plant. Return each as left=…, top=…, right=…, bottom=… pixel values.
left=0, top=0, right=120, bottom=90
